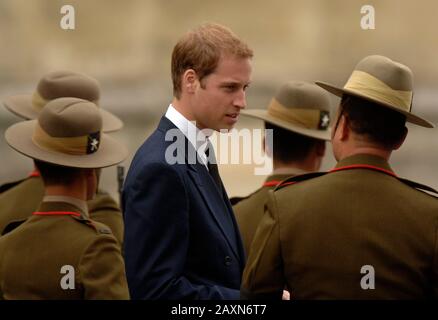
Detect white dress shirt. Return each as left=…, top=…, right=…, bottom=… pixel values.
left=165, top=104, right=212, bottom=169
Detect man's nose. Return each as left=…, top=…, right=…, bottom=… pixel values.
left=233, top=90, right=246, bottom=109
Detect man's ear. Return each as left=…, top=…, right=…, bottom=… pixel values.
left=338, top=115, right=350, bottom=141
left=263, top=134, right=273, bottom=158
left=315, top=140, right=326, bottom=157
left=84, top=168, right=98, bottom=200
left=95, top=168, right=102, bottom=189
left=393, top=126, right=408, bottom=150
left=182, top=69, right=198, bottom=94
left=83, top=168, right=95, bottom=183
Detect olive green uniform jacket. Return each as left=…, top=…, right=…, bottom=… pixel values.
left=0, top=175, right=124, bottom=246
left=0, top=200, right=129, bottom=299
left=232, top=170, right=306, bottom=256
left=242, top=154, right=438, bottom=299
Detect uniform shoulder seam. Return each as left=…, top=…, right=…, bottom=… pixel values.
left=398, top=178, right=438, bottom=198
left=230, top=187, right=263, bottom=206
left=274, top=171, right=327, bottom=191
left=0, top=178, right=26, bottom=193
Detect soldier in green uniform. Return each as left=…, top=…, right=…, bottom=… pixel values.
left=232, top=81, right=332, bottom=255
left=0, top=71, right=124, bottom=245
left=242, top=55, right=438, bottom=299
left=0, top=98, right=129, bottom=299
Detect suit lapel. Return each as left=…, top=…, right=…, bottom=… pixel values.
left=187, top=164, right=241, bottom=263
left=220, top=180, right=246, bottom=265
left=158, top=115, right=244, bottom=264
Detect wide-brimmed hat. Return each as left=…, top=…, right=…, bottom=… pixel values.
left=2, top=70, right=123, bottom=132
left=242, top=81, right=332, bottom=140
left=5, top=97, right=127, bottom=169
left=316, top=55, right=434, bottom=128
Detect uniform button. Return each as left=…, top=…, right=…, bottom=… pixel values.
left=99, top=229, right=111, bottom=234
left=224, top=256, right=232, bottom=266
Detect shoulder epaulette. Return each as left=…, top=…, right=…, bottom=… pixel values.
left=398, top=178, right=438, bottom=197
left=272, top=170, right=438, bottom=197
left=0, top=179, right=26, bottom=194
left=1, top=219, right=27, bottom=236
left=72, top=215, right=113, bottom=235
left=230, top=186, right=264, bottom=206
left=230, top=196, right=247, bottom=206
left=274, top=172, right=328, bottom=191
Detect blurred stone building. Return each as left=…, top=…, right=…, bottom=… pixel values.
left=1, top=0, right=438, bottom=198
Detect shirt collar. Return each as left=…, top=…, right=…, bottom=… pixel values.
left=165, top=104, right=213, bottom=165
left=42, top=195, right=89, bottom=218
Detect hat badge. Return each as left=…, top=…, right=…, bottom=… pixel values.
left=87, top=132, right=101, bottom=154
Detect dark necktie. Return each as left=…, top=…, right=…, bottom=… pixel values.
left=205, top=141, right=222, bottom=191
left=204, top=140, right=238, bottom=248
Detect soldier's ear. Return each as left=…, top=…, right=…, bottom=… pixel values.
left=315, top=140, right=326, bottom=157
left=393, top=126, right=408, bottom=151
left=263, top=135, right=273, bottom=158
left=84, top=169, right=98, bottom=200
left=95, top=168, right=102, bottom=189
left=338, top=115, right=350, bottom=141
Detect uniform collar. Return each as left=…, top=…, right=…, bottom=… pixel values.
left=271, top=167, right=309, bottom=177
left=28, top=169, right=41, bottom=178
left=264, top=168, right=310, bottom=187
left=335, top=154, right=393, bottom=173
left=41, top=196, right=89, bottom=219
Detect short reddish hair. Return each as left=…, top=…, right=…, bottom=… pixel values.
left=171, top=23, right=253, bottom=99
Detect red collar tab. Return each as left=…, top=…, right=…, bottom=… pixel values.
left=264, top=180, right=296, bottom=188
left=33, top=211, right=81, bottom=217
left=279, top=181, right=296, bottom=187
left=28, top=170, right=41, bottom=178
left=329, top=164, right=397, bottom=178
left=263, top=180, right=282, bottom=187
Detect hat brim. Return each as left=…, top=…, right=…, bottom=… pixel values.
left=315, top=81, right=435, bottom=128
left=3, top=94, right=124, bottom=132
left=5, top=120, right=128, bottom=169
left=241, top=109, right=331, bottom=141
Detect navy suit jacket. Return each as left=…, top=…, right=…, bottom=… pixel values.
left=123, top=116, right=245, bottom=299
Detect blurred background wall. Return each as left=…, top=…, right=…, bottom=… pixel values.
left=1, top=0, right=438, bottom=200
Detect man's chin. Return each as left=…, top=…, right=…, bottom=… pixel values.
left=217, top=125, right=234, bottom=133
left=207, top=121, right=236, bottom=133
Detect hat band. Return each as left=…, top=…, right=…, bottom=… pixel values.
left=31, top=91, right=99, bottom=113
left=267, top=98, right=330, bottom=130
left=344, top=70, right=413, bottom=112
left=32, top=123, right=101, bottom=155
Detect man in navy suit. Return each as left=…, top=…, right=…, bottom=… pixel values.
left=123, top=23, right=253, bottom=299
